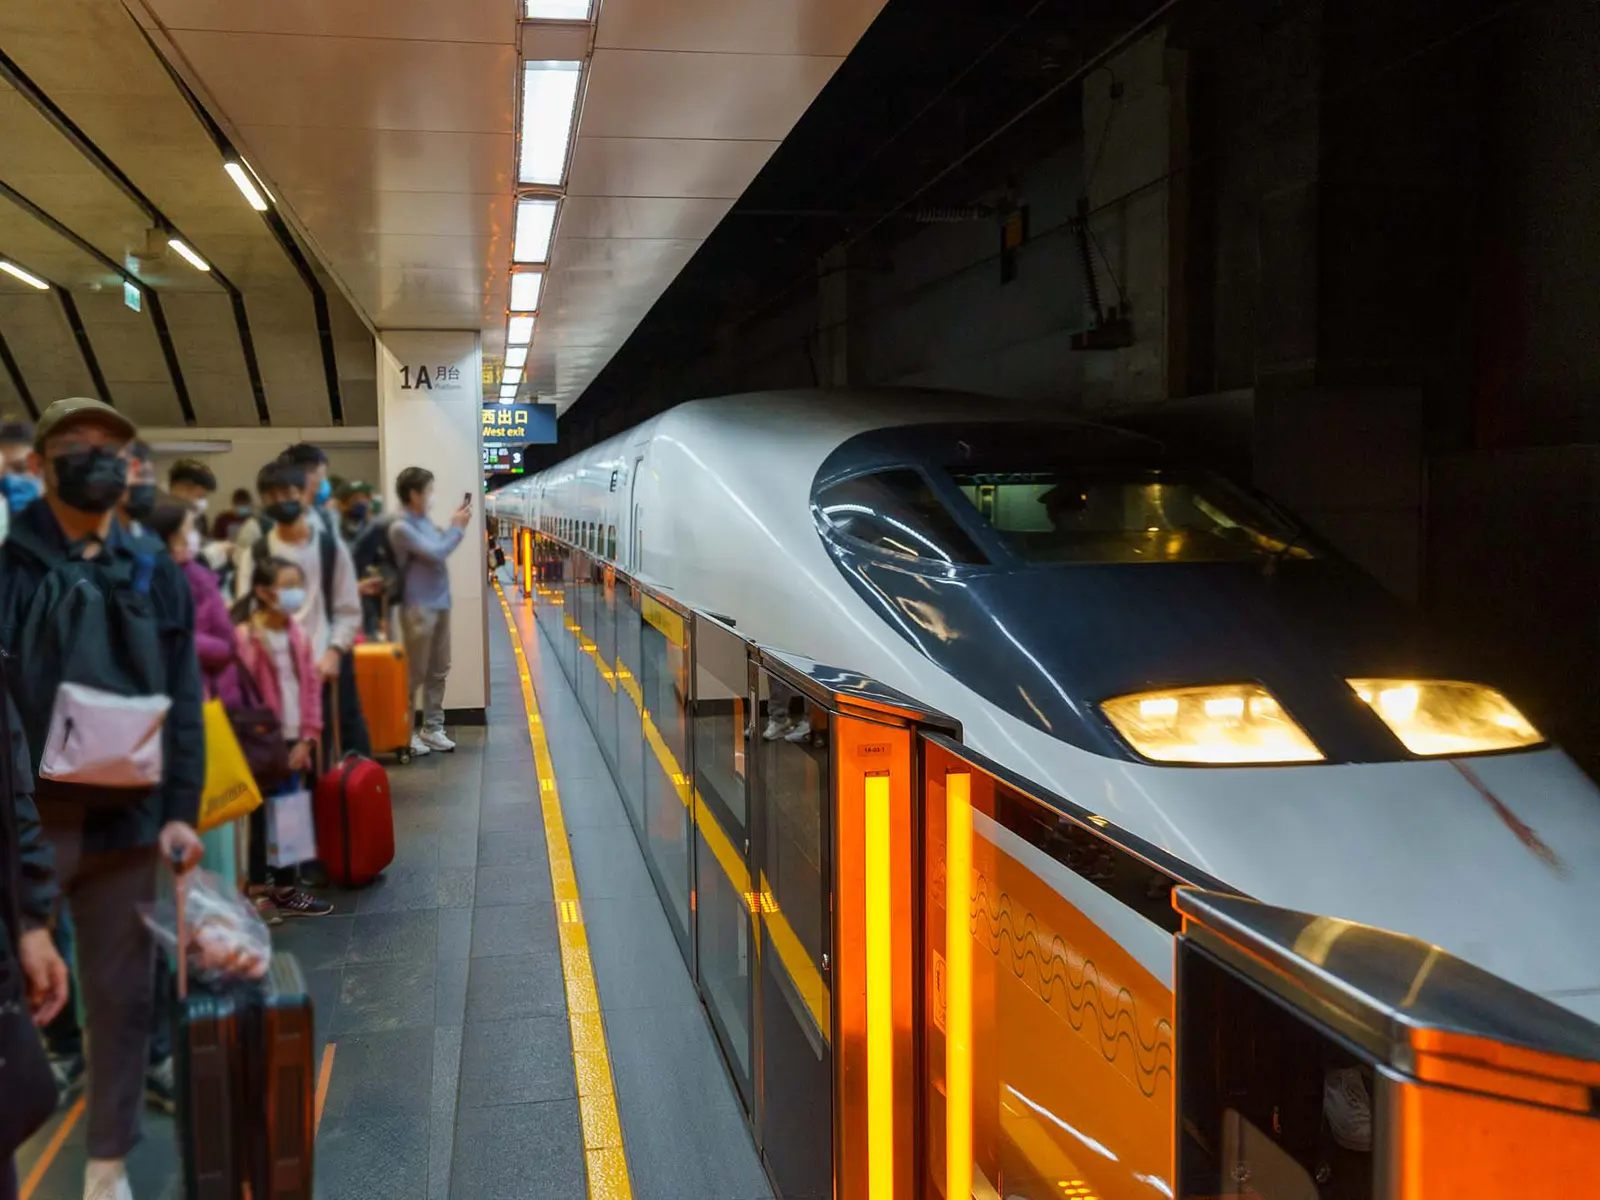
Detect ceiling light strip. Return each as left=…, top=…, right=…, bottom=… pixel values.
left=519, top=60, right=583, bottom=188
left=0, top=259, right=49, bottom=290
left=223, top=161, right=269, bottom=211
left=525, top=0, right=592, bottom=18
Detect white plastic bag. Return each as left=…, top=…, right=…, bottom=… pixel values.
left=267, top=787, right=316, bottom=868
left=141, top=867, right=271, bottom=985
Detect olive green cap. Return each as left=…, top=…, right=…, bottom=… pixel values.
left=33, top=396, right=137, bottom=449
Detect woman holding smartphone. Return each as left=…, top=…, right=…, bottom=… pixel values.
left=388, top=468, right=473, bottom=758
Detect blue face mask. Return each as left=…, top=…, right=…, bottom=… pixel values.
left=314, top=478, right=331, bottom=507
left=1, top=472, right=42, bottom=514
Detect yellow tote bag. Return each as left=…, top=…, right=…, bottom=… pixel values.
left=197, top=698, right=265, bottom=833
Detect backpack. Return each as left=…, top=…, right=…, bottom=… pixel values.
left=4, top=526, right=172, bottom=804
left=351, top=514, right=404, bottom=606
left=252, top=512, right=338, bottom=618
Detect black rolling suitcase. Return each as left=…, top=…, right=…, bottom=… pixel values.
left=171, top=862, right=316, bottom=1200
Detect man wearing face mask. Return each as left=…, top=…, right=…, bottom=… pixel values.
left=0, top=398, right=205, bottom=1200
left=165, top=459, right=216, bottom=538
left=115, top=441, right=160, bottom=540
left=1, top=419, right=43, bottom=546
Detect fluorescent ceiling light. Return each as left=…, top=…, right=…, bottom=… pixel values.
left=167, top=238, right=210, bottom=272
left=508, top=315, right=535, bottom=344
left=223, top=162, right=268, bottom=211
left=503, top=367, right=524, bottom=385
left=510, top=272, right=543, bottom=312
left=519, top=61, right=582, bottom=187
left=513, top=198, right=558, bottom=264
left=526, top=0, right=591, bottom=17
left=505, top=346, right=529, bottom=369
left=0, top=261, right=49, bottom=290
left=500, top=384, right=518, bottom=400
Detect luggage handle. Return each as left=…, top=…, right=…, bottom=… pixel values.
left=170, top=847, right=190, bottom=1000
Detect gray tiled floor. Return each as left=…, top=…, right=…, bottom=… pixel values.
left=16, top=574, right=768, bottom=1200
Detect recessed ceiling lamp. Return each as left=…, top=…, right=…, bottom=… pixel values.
left=510, top=272, right=543, bottom=312
left=519, top=61, right=583, bottom=187
left=0, top=260, right=49, bottom=290
left=505, top=346, right=529, bottom=369
left=508, top=315, right=536, bottom=344
left=526, top=0, right=591, bottom=17
left=167, top=238, right=211, bottom=272
left=500, top=384, right=518, bottom=400
left=503, top=367, right=524, bottom=385
left=223, top=161, right=269, bottom=211
left=512, top=198, right=558, bottom=265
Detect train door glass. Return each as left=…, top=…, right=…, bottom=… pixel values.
left=753, top=667, right=832, bottom=1198
left=1177, top=943, right=1374, bottom=1200
left=639, top=595, right=693, bottom=961
left=692, top=614, right=755, bottom=1101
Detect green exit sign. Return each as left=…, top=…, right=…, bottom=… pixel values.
left=123, top=280, right=141, bottom=313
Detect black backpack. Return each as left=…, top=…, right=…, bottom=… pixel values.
left=351, top=514, right=404, bottom=606
left=251, top=512, right=338, bottom=618
left=3, top=527, right=171, bottom=805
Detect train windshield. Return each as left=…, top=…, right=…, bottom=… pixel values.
left=948, top=468, right=1316, bottom=565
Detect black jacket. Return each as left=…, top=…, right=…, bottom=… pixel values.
left=1, top=650, right=56, bottom=936
left=0, top=500, right=204, bottom=852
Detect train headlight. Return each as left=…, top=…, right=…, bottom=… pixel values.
left=1347, top=679, right=1542, bottom=756
left=1100, top=685, right=1323, bottom=764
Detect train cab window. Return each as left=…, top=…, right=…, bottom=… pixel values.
left=949, top=468, right=1315, bottom=565
left=815, top=470, right=985, bottom=565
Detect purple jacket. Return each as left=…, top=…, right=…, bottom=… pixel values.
left=182, top=558, right=243, bottom=707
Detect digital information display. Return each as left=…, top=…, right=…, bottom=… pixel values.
left=483, top=445, right=524, bottom=475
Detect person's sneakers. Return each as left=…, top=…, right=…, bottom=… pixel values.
left=50, top=1050, right=85, bottom=1107
left=271, top=887, right=335, bottom=918
left=252, top=892, right=283, bottom=926
left=1323, top=1066, right=1373, bottom=1152
left=84, top=1158, right=132, bottom=1200
left=762, top=717, right=792, bottom=741
left=409, top=733, right=433, bottom=757
left=145, top=1056, right=177, bottom=1114
left=784, top=720, right=813, bottom=744
left=420, top=728, right=456, bottom=752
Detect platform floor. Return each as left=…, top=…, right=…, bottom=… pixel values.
left=15, top=571, right=770, bottom=1200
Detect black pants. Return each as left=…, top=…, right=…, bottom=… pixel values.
left=335, top=654, right=371, bottom=758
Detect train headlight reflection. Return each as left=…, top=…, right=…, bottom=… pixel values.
left=1102, top=685, right=1323, bottom=764
left=1347, top=679, right=1543, bottom=756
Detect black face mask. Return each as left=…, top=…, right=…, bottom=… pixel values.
left=53, top=447, right=129, bottom=516
left=347, top=502, right=369, bottom=522
left=124, top=483, right=158, bottom=522
left=265, top=500, right=303, bottom=526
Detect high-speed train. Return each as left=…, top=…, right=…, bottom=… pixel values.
left=491, top=390, right=1600, bottom=1024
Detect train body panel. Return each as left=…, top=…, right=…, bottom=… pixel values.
left=490, top=390, right=1600, bottom=1024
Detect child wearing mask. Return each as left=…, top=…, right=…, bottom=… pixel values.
left=232, top=557, right=334, bottom=921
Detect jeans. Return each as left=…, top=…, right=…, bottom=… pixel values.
left=401, top=606, right=453, bottom=733
left=41, top=816, right=159, bottom=1160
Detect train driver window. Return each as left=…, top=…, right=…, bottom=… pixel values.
left=815, top=470, right=985, bottom=565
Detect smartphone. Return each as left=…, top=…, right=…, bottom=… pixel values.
left=462, top=492, right=472, bottom=508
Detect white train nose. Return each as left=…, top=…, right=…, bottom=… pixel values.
left=1117, top=748, right=1600, bottom=1017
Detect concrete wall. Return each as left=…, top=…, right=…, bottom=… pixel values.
left=144, top=426, right=380, bottom=507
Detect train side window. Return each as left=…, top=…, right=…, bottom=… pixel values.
left=815, top=470, right=985, bottom=565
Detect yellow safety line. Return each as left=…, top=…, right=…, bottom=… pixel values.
left=314, top=1042, right=337, bottom=1135
left=495, top=581, right=633, bottom=1200
left=19, top=1096, right=84, bottom=1200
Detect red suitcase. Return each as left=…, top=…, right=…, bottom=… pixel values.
left=315, top=710, right=395, bottom=887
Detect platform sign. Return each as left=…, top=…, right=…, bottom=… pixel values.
left=481, top=401, right=557, bottom=447
left=484, top=445, right=524, bottom=475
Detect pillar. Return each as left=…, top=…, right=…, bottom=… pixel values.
left=376, top=330, right=488, bottom=720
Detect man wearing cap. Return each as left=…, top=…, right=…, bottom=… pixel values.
left=333, top=478, right=375, bottom=543
left=0, top=398, right=204, bottom=1200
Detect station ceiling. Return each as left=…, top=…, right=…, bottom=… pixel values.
left=0, top=0, right=889, bottom=430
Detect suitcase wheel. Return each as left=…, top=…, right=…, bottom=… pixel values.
left=397, top=747, right=413, bottom=765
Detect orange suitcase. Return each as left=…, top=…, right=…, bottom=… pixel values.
left=353, top=640, right=413, bottom=763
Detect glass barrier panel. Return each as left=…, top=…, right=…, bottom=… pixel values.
left=614, top=582, right=646, bottom=835
left=638, top=591, right=693, bottom=960
left=595, top=565, right=619, bottom=774
left=576, top=556, right=598, bottom=722
left=561, top=549, right=579, bottom=684
left=922, top=736, right=1179, bottom=1200
left=754, top=667, right=833, bottom=1199
left=692, top=614, right=755, bottom=1101
left=1177, top=943, right=1373, bottom=1200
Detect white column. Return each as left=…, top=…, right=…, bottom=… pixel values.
left=376, top=330, right=487, bottom=717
